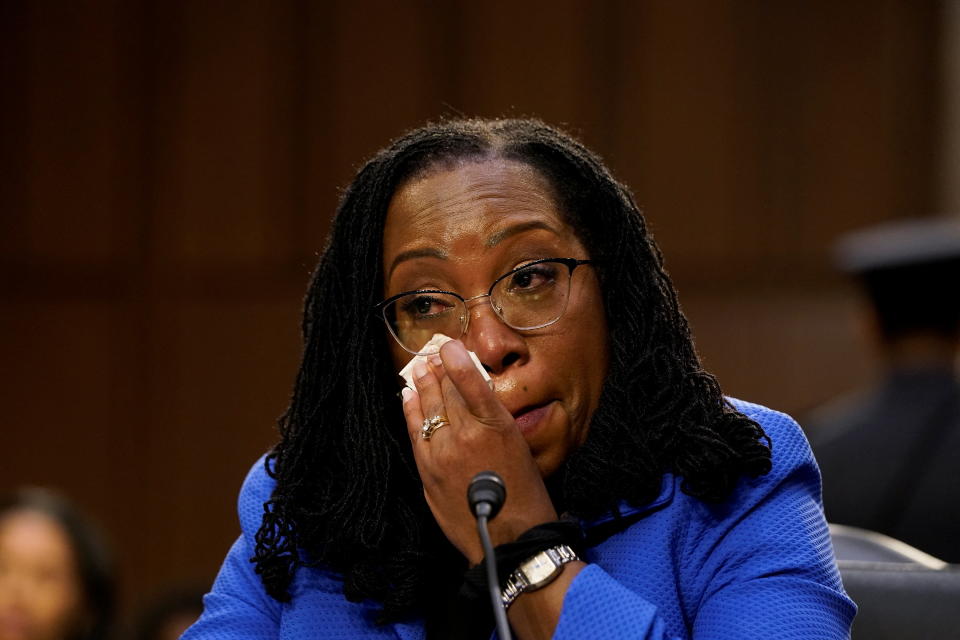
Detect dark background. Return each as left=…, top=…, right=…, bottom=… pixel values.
left=0, top=0, right=950, bottom=625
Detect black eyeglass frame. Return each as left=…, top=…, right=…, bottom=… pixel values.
left=373, top=257, right=595, bottom=355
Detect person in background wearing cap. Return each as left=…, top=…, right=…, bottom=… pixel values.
left=807, top=217, right=960, bottom=563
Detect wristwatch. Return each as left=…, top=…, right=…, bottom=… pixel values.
left=501, top=544, right=579, bottom=608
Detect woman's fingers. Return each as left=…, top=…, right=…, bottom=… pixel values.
left=404, top=340, right=513, bottom=445
left=399, top=344, right=557, bottom=563
left=439, top=340, right=511, bottom=424
left=404, top=357, right=453, bottom=449
left=400, top=386, right=424, bottom=446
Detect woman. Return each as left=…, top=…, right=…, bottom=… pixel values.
left=0, top=489, right=115, bottom=640
left=185, top=118, right=855, bottom=639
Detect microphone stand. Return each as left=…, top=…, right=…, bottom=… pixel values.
left=469, top=472, right=512, bottom=640
left=475, top=504, right=512, bottom=640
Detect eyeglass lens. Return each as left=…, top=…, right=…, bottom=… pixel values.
left=382, top=260, right=572, bottom=354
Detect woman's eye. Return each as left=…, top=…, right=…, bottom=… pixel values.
left=413, top=298, right=433, bottom=314
left=402, top=295, right=450, bottom=318
left=509, top=265, right=556, bottom=291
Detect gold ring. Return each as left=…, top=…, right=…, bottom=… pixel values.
left=421, top=415, right=450, bottom=440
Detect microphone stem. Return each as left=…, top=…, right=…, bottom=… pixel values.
left=477, top=513, right=512, bottom=640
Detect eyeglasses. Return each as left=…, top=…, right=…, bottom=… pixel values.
left=374, top=257, right=595, bottom=355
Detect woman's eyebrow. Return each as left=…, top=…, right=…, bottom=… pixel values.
left=484, top=220, right=559, bottom=247
left=388, top=247, right=448, bottom=279
left=388, top=221, right=559, bottom=278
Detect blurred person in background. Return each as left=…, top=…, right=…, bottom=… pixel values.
left=807, top=218, right=960, bottom=562
left=0, top=489, right=115, bottom=640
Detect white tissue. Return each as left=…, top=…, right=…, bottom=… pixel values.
left=398, top=333, right=493, bottom=391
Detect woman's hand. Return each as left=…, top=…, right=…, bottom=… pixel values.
left=401, top=339, right=558, bottom=564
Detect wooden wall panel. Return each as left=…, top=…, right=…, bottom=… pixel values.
left=452, top=0, right=610, bottom=133
left=135, top=299, right=301, bottom=594
left=291, top=1, right=457, bottom=258
left=325, top=2, right=450, bottom=160
left=683, top=288, right=880, bottom=414
left=9, top=1, right=142, bottom=265
left=606, top=2, right=749, bottom=270
left=149, top=1, right=302, bottom=267
left=607, top=1, right=939, bottom=285
left=733, top=2, right=940, bottom=254
left=0, top=301, right=137, bottom=484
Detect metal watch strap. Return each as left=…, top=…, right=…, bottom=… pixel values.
left=500, top=543, right=579, bottom=609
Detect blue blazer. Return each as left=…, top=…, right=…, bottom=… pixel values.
left=185, top=399, right=855, bottom=638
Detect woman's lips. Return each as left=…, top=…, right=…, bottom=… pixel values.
left=512, top=402, right=553, bottom=436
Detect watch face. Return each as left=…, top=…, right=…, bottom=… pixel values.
left=520, top=552, right=559, bottom=584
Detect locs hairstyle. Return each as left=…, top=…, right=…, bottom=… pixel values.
left=253, top=118, right=772, bottom=621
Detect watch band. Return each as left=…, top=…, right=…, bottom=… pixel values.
left=501, top=543, right=579, bottom=609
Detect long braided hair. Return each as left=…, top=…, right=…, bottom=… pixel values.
left=253, top=118, right=772, bottom=621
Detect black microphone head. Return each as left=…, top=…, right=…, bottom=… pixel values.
left=468, top=471, right=506, bottom=520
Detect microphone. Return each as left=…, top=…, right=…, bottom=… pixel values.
left=468, top=471, right=506, bottom=520
left=468, top=471, right=512, bottom=640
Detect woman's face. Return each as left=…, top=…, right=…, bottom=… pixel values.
left=382, top=157, right=610, bottom=477
left=0, top=510, right=85, bottom=640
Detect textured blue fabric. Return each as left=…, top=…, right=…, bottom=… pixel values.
left=184, top=399, right=856, bottom=639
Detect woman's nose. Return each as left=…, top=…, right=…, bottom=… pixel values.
left=461, top=301, right=529, bottom=375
